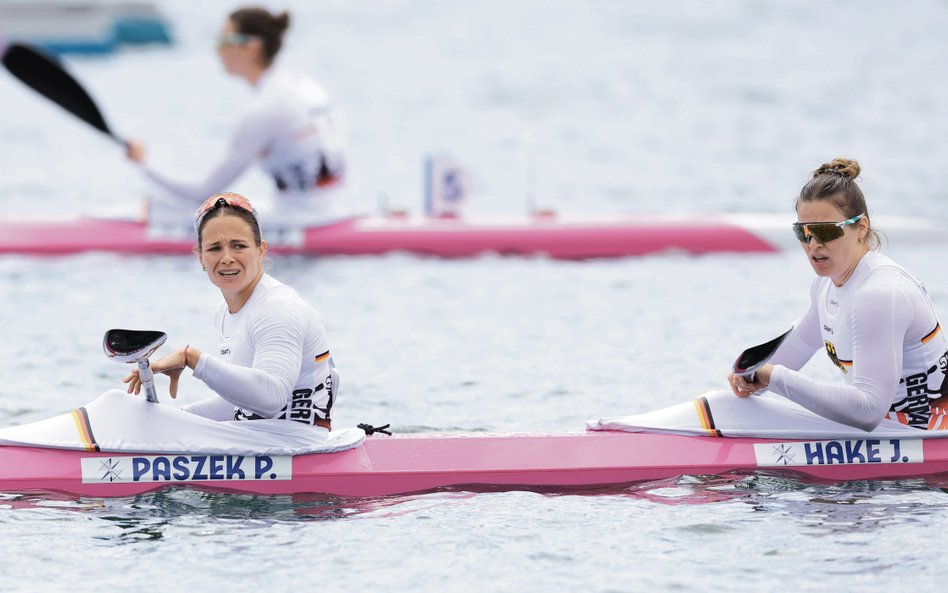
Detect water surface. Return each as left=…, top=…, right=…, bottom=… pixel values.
left=2, top=0, right=948, bottom=591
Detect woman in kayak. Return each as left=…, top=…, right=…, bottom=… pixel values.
left=123, top=192, right=338, bottom=429
left=728, top=158, right=948, bottom=431
left=126, top=7, right=347, bottom=229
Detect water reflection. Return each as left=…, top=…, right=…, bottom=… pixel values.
left=739, top=475, right=948, bottom=535
left=3, top=472, right=948, bottom=543
left=0, top=487, right=484, bottom=542
left=588, top=471, right=948, bottom=538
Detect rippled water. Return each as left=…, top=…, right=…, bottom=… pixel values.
left=2, top=0, right=948, bottom=591
left=1, top=475, right=947, bottom=592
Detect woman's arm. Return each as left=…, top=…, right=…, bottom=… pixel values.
left=767, top=277, right=914, bottom=431
left=193, top=294, right=307, bottom=417
left=134, top=109, right=275, bottom=202
left=767, top=279, right=824, bottom=370
left=729, top=281, right=823, bottom=397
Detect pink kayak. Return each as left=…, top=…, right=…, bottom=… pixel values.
left=2, top=212, right=943, bottom=259
left=3, top=329, right=947, bottom=499
left=2, top=212, right=944, bottom=259
left=1, top=426, right=946, bottom=498
left=0, top=213, right=772, bottom=258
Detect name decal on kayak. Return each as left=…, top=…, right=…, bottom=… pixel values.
left=754, top=439, right=924, bottom=467
left=80, top=455, right=292, bottom=484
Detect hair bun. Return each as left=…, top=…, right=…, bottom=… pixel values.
left=813, top=158, right=860, bottom=180
left=275, top=11, right=290, bottom=32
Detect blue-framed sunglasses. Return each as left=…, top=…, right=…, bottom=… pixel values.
left=216, top=33, right=253, bottom=48
left=792, top=213, right=865, bottom=244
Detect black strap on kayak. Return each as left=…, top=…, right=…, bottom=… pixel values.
left=357, top=423, right=392, bottom=436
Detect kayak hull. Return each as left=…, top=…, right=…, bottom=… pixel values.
left=3, top=213, right=945, bottom=259
left=0, top=215, right=778, bottom=259
left=3, top=431, right=948, bottom=498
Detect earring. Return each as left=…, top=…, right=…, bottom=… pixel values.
left=202, top=265, right=206, bottom=271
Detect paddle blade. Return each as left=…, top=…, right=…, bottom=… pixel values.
left=732, top=328, right=793, bottom=379
left=2, top=42, right=116, bottom=139
left=103, top=329, right=167, bottom=363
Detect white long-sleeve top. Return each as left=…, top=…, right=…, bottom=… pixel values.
left=767, top=251, right=948, bottom=431
left=140, top=65, right=348, bottom=227
left=184, top=274, right=338, bottom=425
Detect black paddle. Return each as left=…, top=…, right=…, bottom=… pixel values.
left=2, top=42, right=127, bottom=147
left=104, top=329, right=167, bottom=403
left=732, top=327, right=792, bottom=382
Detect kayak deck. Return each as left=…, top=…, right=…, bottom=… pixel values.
left=2, top=431, right=948, bottom=498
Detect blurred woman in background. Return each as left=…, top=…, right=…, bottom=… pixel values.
left=127, top=7, right=348, bottom=230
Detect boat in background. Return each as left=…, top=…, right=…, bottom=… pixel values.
left=2, top=42, right=943, bottom=260
left=0, top=1, right=172, bottom=55
left=1, top=212, right=945, bottom=259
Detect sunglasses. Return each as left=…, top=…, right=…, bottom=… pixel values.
left=792, top=213, right=865, bottom=244
left=216, top=33, right=253, bottom=48
left=194, top=193, right=257, bottom=231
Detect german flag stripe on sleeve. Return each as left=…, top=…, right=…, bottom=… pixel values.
left=692, top=397, right=723, bottom=437
left=315, top=350, right=330, bottom=364
left=922, top=323, right=942, bottom=344
left=70, top=407, right=100, bottom=452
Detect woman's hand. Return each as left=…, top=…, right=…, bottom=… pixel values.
left=122, top=347, right=195, bottom=399
left=125, top=139, right=146, bottom=163
left=727, top=364, right=773, bottom=398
